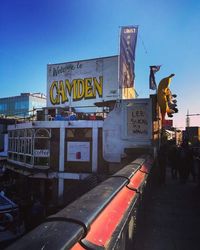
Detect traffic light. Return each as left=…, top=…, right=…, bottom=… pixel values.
left=157, top=74, right=178, bottom=123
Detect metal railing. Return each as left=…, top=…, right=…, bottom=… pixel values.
left=6, top=155, right=153, bottom=250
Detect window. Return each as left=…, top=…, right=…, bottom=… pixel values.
left=0, top=103, right=7, bottom=111
left=33, top=129, right=50, bottom=168
left=15, top=101, right=28, bottom=110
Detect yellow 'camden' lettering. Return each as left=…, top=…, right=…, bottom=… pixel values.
left=49, top=76, right=103, bottom=105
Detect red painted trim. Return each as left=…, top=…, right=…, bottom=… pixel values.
left=129, top=170, right=146, bottom=189
left=72, top=187, right=138, bottom=249
left=84, top=187, right=137, bottom=247
left=71, top=161, right=152, bottom=249
left=72, top=171, right=147, bottom=249
left=71, top=243, right=85, bottom=250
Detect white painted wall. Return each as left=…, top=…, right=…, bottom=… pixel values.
left=103, top=99, right=152, bottom=163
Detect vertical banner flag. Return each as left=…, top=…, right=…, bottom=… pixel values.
left=149, top=65, right=161, bottom=90
left=119, top=26, right=138, bottom=88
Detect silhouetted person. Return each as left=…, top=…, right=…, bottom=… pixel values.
left=189, top=147, right=196, bottom=181
left=178, top=142, right=193, bottom=183
left=157, top=143, right=167, bottom=185
left=193, top=148, right=200, bottom=185
left=198, top=152, right=200, bottom=186
left=168, top=145, right=178, bottom=179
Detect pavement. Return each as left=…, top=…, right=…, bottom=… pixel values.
left=132, top=167, right=200, bottom=250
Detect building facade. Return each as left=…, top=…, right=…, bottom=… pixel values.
left=3, top=55, right=151, bottom=210
left=185, top=126, right=200, bottom=145
left=0, top=93, right=46, bottom=118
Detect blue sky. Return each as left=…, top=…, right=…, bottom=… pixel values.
left=0, top=0, right=200, bottom=128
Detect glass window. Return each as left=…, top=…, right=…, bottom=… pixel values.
left=0, top=103, right=7, bottom=111
left=8, top=138, right=12, bottom=151
left=14, top=131, right=18, bottom=137
left=15, top=101, right=28, bottom=110
left=27, top=129, right=33, bottom=137
left=19, top=130, right=25, bottom=137
left=34, top=128, right=50, bottom=138
left=26, top=139, right=32, bottom=155
left=14, top=138, right=18, bottom=152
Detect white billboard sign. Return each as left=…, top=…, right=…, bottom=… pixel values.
left=47, top=56, right=119, bottom=109
left=67, top=141, right=90, bottom=162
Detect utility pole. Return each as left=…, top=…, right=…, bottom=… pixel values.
left=186, top=110, right=200, bottom=127
left=186, top=110, right=190, bottom=127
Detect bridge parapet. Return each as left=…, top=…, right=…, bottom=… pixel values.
left=6, top=155, right=154, bottom=250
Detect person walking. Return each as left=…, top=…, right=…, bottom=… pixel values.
left=193, top=147, right=200, bottom=185
left=178, top=141, right=193, bottom=183
left=157, top=143, right=167, bottom=185
left=168, top=145, right=178, bottom=179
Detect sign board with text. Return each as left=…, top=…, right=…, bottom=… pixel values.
left=47, top=56, right=119, bottom=110
left=103, top=98, right=153, bottom=163
left=34, top=149, right=50, bottom=157
left=67, top=141, right=90, bottom=162
left=122, top=99, right=152, bottom=142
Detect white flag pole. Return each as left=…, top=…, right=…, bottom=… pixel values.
left=117, top=26, right=122, bottom=102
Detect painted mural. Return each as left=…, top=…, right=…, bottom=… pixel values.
left=47, top=56, right=119, bottom=109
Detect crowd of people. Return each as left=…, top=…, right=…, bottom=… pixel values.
left=157, top=140, right=200, bottom=185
